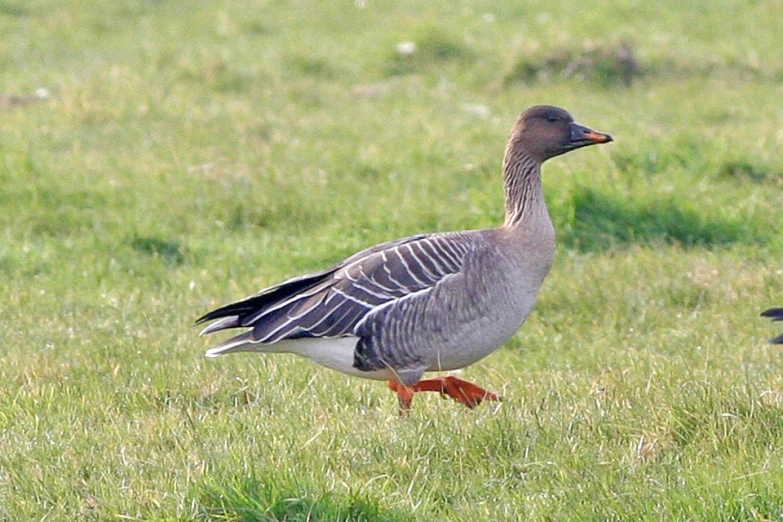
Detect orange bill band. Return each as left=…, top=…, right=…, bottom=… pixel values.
left=584, top=130, right=612, bottom=143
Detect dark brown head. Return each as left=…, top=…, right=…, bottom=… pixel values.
left=507, top=106, right=612, bottom=163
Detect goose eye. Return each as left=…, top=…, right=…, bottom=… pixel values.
left=547, top=116, right=558, bottom=123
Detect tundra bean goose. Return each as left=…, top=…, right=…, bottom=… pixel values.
left=761, top=308, right=783, bottom=344
left=197, top=106, right=612, bottom=412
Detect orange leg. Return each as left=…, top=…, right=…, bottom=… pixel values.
left=387, top=376, right=500, bottom=413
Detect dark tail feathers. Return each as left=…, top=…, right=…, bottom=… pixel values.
left=761, top=307, right=783, bottom=344
left=196, top=272, right=331, bottom=327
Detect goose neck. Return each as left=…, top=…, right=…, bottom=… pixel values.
left=502, top=152, right=545, bottom=227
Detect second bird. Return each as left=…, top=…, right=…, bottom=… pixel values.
left=197, top=105, right=613, bottom=412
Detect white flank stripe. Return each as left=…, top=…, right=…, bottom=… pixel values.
left=353, top=283, right=437, bottom=334
left=383, top=262, right=413, bottom=292
left=434, top=239, right=462, bottom=267
left=331, top=286, right=375, bottom=307
left=417, top=238, right=447, bottom=274
left=396, top=246, right=428, bottom=287
left=405, top=244, right=438, bottom=281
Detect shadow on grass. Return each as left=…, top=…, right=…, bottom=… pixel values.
left=0, top=2, right=27, bottom=17
left=716, top=160, right=782, bottom=184
left=171, top=56, right=257, bottom=94
left=503, top=39, right=775, bottom=88
left=129, top=235, right=185, bottom=265
left=504, top=39, right=639, bottom=87
left=557, top=187, right=769, bottom=253
left=197, top=476, right=413, bottom=522
left=287, top=55, right=341, bottom=79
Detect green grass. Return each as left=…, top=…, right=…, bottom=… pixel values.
left=2, top=0, right=783, bottom=519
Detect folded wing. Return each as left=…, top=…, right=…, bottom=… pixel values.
left=197, top=232, right=474, bottom=355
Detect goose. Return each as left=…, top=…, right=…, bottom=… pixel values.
left=197, top=105, right=612, bottom=412
left=761, top=308, right=783, bottom=344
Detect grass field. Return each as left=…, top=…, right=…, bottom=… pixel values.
left=2, top=0, right=783, bottom=520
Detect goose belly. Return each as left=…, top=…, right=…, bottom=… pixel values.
left=279, top=337, right=395, bottom=381
left=424, top=287, right=538, bottom=372
left=428, top=307, right=531, bottom=371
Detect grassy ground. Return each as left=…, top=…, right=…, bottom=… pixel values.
left=2, top=0, right=783, bottom=520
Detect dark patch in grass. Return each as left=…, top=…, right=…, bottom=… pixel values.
left=213, top=71, right=255, bottom=94
left=385, top=26, right=473, bottom=76
left=505, top=40, right=639, bottom=87
left=130, top=236, right=185, bottom=265
left=90, top=18, right=114, bottom=35
left=504, top=40, right=778, bottom=88
left=353, top=163, right=383, bottom=179
left=716, top=160, right=779, bottom=183
left=244, top=20, right=269, bottom=35
left=0, top=93, right=46, bottom=108
left=0, top=250, right=49, bottom=277
left=417, top=29, right=468, bottom=60
left=558, top=187, right=766, bottom=252
left=198, top=476, right=413, bottom=522
left=288, top=55, right=339, bottom=79
left=0, top=252, right=15, bottom=275
left=177, top=58, right=255, bottom=93
left=0, top=2, right=27, bottom=17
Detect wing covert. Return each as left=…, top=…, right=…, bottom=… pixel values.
left=199, top=232, right=475, bottom=347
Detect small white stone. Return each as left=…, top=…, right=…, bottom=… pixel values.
left=396, top=41, right=417, bottom=56
left=462, top=103, right=490, bottom=118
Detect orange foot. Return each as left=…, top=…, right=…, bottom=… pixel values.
left=387, top=376, right=501, bottom=413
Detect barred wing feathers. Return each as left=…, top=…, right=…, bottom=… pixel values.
left=197, top=232, right=474, bottom=359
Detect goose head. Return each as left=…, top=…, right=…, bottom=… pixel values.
left=507, top=105, right=613, bottom=163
